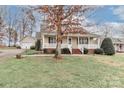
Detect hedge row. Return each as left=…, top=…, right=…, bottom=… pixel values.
left=44, top=48, right=71, bottom=54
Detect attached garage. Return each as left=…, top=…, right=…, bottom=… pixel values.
left=20, top=36, right=36, bottom=49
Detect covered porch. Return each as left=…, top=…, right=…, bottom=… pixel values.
left=42, top=33, right=100, bottom=54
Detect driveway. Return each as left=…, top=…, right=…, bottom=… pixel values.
left=0, top=49, right=24, bottom=58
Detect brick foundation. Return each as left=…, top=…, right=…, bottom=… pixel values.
left=72, top=49, right=82, bottom=54
left=88, top=49, right=95, bottom=54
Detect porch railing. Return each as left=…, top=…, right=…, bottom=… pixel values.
left=78, top=44, right=99, bottom=49
left=43, top=43, right=68, bottom=48
left=43, top=43, right=99, bottom=54
left=44, top=43, right=99, bottom=49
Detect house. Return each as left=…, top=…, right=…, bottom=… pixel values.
left=20, top=36, right=36, bottom=49
left=113, top=38, right=124, bottom=53
left=36, top=28, right=101, bottom=54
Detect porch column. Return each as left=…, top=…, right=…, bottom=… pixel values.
left=78, top=36, right=79, bottom=46
left=67, top=34, right=69, bottom=44
left=88, top=37, right=90, bottom=44
left=97, top=38, right=100, bottom=48
left=88, top=37, right=90, bottom=49
left=42, top=34, right=44, bottom=49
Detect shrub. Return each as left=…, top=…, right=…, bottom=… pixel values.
left=52, top=49, right=56, bottom=54
left=83, top=48, right=88, bottom=54
left=100, top=38, right=115, bottom=55
left=44, top=49, right=47, bottom=54
left=61, top=48, right=70, bottom=54
left=16, top=46, right=21, bottom=49
left=35, top=39, right=41, bottom=51
left=30, top=46, right=35, bottom=50
left=44, top=49, right=56, bottom=54
left=16, top=54, right=21, bottom=59
left=94, top=48, right=104, bottom=54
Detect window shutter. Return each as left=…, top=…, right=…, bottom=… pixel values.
left=48, top=37, right=50, bottom=43
left=77, top=38, right=78, bottom=45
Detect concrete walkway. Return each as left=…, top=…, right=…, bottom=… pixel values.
left=0, top=49, right=25, bottom=58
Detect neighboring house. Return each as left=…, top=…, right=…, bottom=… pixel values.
left=20, top=36, right=36, bottom=49
left=36, top=29, right=101, bottom=54
left=113, top=38, right=124, bottom=52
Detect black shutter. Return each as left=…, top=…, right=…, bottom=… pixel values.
left=48, top=37, right=50, bottom=43
left=77, top=38, right=78, bottom=45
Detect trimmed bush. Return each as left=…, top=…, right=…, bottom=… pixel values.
left=43, top=49, right=47, bottom=54
left=35, top=39, right=41, bottom=51
left=101, top=38, right=115, bottom=55
left=52, top=49, right=56, bottom=54
left=61, top=48, right=70, bottom=54
left=44, top=49, right=56, bottom=54
left=16, top=54, right=21, bottom=59
left=94, top=48, right=104, bottom=55
left=30, top=46, right=35, bottom=50
left=16, top=46, right=21, bottom=49
left=83, top=48, right=88, bottom=54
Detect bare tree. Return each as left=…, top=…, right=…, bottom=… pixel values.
left=99, top=23, right=113, bottom=38
left=0, top=6, right=6, bottom=45
left=18, top=7, right=36, bottom=41
left=6, top=6, right=20, bottom=47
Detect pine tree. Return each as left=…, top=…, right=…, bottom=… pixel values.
left=35, top=39, right=41, bottom=51
left=101, top=38, right=115, bottom=55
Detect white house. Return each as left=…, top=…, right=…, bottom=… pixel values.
left=36, top=28, right=101, bottom=54
left=113, top=38, right=124, bottom=52
left=20, top=36, right=36, bottom=49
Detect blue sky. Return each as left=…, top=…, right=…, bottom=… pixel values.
left=88, top=6, right=124, bottom=23
left=7, top=5, right=124, bottom=24
left=3, top=5, right=124, bottom=45
left=4, top=5, right=124, bottom=38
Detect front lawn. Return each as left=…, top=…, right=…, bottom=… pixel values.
left=0, top=54, right=124, bottom=87
left=22, top=50, right=43, bottom=55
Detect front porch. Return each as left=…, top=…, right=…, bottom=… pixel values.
left=43, top=43, right=99, bottom=49
left=42, top=34, right=100, bottom=54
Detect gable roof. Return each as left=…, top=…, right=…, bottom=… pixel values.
left=62, top=27, right=90, bottom=34
left=41, top=26, right=100, bottom=37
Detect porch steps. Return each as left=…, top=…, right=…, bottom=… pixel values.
left=72, top=49, right=82, bottom=54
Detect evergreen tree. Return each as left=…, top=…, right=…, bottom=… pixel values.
left=101, top=38, right=115, bottom=55
left=35, top=39, right=41, bottom=51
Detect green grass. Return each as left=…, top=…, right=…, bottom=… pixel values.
left=0, top=54, right=124, bottom=87
left=22, top=50, right=37, bottom=55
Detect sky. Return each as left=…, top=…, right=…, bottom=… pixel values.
left=84, top=5, right=124, bottom=38
left=2, top=5, right=124, bottom=46
left=3, top=5, right=124, bottom=38
left=89, top=6, right=124, bottom=23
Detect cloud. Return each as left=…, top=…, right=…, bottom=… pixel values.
left=85, top=22, right=124, bottom=38
left=113, top=6, right=124, bottom=20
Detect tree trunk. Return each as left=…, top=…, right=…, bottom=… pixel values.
left=54, top=38, right=62, bottom=58
left=13, top=39, right=16, bottom=47
left=8, top=31, right=11, bottom=47
left=54, top=17, right=62, bottom=59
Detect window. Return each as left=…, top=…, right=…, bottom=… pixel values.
left=48, top=37, right=56, bottom=44
left=79, top=37, right=88, bottom=44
